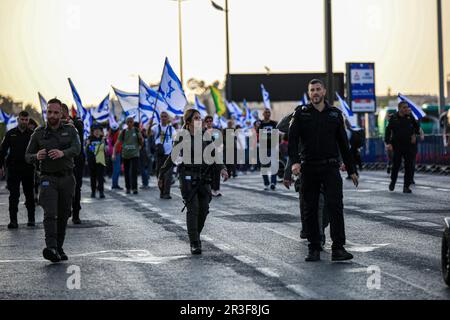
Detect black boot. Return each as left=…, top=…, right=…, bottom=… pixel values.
left=389, top=181, right=395, bottom=192
left=305, top=248, right=320, bottom=262
left=8, top=222, right=18, bottom=229
left=331, top=247, right=353, bottom=261
left=190, top=242, right=202, bottom=255
left=403, top=186, right=412, bottom=194
left=43, top=248, right=61, bottom=263
left=57, top=248, right=68, bottom=261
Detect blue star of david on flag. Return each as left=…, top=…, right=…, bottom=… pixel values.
left=157, top=57, right=187, bottom=117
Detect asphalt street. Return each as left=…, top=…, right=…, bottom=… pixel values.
left=0, top=170, right=449, bottom=300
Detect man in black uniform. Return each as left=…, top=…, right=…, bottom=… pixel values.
left=385, top=101, right=421, bottom=194
left=289, top=79, right=358, bottom=262
left=62, top=104, right=84, bottom=224
left=0, top=111, right=36, bottom=228
left=259, top=109, right=278, bottom=190
left=26, top=98, right=81, bottom=263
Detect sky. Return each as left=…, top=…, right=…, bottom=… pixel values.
left=0, top=0, right=449, bottom=107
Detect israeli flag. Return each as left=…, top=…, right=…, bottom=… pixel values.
left=68, top=78, right=87, bottom=119
left=231, top=101, right=243, bottom=118
left=91, top=94, right=110, bottom=123
left=301, top=93, right=309, bottom=106
left=261, top=84, right=271, bottom=110
left=398, top=93, right=426, bottom=120
left=0, top=109, right=9, bottom=123
left=336, top=93, right=359, bottom=129
left=38, top=92, right=47, bottom=122
left=83, top=109, right=93, bottom=139
left=194, top=96, right=208, bottom=119
left=109, top=111, right=119, bottom=129
left=139, top=77, right=163, bottom=124
left=112, top=87, right=139, bottom=113
left=243, top=100, right=256, bottom=128
left=158, top=57, right=187, bottom=117
left=6, top=115, right=18, bottom=131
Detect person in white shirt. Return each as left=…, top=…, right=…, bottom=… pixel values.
left=150, top=112, right=174, bottom=199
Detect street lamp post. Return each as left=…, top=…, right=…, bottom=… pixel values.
left=170, top=0, right=187, bottom=87
left=225, top=0, right=231, bottom=101
left=437, top=0, right=445, bottom=117
left=325, top=0, right=334, bottom=104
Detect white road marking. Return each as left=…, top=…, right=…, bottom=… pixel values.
left=286, top=284, right=322, bottom=299
left=345, top=206, right=362, bottom=210
left=234, top=255, right=257, bottom=265
left=263, top=227, right=301, bottom=243
left=256, top=267, right=280, bottom=278
left=215, top=243, right=234, bottom=251
left=385, top=215, right=415, bottom=221
left=346, top=241, right=390, bottom=253
left=409, top=221, right=441, bottom=228
left=359, top=210, right=385, bottom=214
left=436, top=188, right=449, bottom=192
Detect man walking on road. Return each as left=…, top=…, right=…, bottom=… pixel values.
left=0, top=111, right=36, bottom=228
left=25, top=98, right=81, bottom=263
left=289, top=79, right=358, bottom=262
left=385, top=101, right=421, bottom=194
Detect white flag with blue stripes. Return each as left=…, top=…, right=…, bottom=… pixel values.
left=139, top=77, right=163, bottom=125
left=158, top=58, right=187, bottom=117
left=68, top=78, right=87, bottom=119
left=194, top=96, right=208, bottom=119
left=261, top=84, right=271, bottom=110
left=83, top=109, right=92, bottom=139
left=112, top=87, right=139, bottom=114
left=0, top=109, right=9, bottom=123
left=398, top=93, right=426, bottom=120
left=336, top=92, right=359, bottom=129
left=38, top=92, right=47, bottom=122
left=91, top=94, right=110, bottom=123
left=6, top=115, right=18, bottom=131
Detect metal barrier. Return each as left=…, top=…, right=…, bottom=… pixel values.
left=361, top=135, right=450, bottom=165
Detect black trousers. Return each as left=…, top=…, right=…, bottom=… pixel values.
left=156, top=154, right=172, bottom=196
left=211, top=167, right=221, bottom=191
left=391, top=146, right=414, bottom=188
left=89, top=162, right=105, bottom=193
left=7, top=167, right=35, bottom=223
left=72, top=154, right=84, bottom=220
left=39, top=174, right=75, bottom=249
left=301, top=164, right=345, bottom=250
left=180, top=178, right=212, bottom=243
left=123, top=157, right=139, bottom=191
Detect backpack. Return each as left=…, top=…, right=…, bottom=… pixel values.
left=155, top=125, right=173, bottom=156
left=350, top=129, right=365, bottom=149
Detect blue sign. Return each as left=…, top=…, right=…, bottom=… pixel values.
left=346, top=63, right=376, bottom=113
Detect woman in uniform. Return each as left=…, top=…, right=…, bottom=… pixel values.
left=158, top=109, right=228, bottom=254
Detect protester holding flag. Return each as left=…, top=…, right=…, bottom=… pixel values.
left=108, top=123, right=123, bottom=190
left=114, top=116, right=143, bottom=195
left=151, top=111, right=174, bottom=199
left=385, top=101, right=421, bottom=194
left=86, top=124, right=106, bottom=199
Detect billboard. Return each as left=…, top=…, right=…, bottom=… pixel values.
left=346, top=63, right=376, bottom=113
left=228, top=73, right=345, bottom=102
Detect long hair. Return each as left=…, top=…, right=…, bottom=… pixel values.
left=183, top=108, right=200, bottom=130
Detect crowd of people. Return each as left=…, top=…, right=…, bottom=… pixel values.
left=1, top=79, right=432, bottom=262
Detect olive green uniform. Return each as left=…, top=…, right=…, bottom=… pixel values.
left=25, top=123, right=81, bottom=249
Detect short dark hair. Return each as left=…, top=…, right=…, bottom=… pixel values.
left=61, top=103, right=69, bottom=114
left=204, top=115, right=213, bottom=122
left=48, top=98, right=62, bottom=107
left=398, top=101, right=409, bottom=109
left=18, top=111, right=29, bottom=118
left=308, top=79, right=325, bottom=88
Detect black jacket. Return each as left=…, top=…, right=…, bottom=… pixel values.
left=384, top=112, right=420, bottom=147
left=0, top=127, right=35, bottom=170
left=288, top=103, right=355, bottom=175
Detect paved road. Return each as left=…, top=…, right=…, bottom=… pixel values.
left=0, top=170, right=449, bottom=300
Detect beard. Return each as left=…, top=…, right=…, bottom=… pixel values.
left=311, top=95, right=324, bottom=104
left=47, top=118, right=59, bottom=126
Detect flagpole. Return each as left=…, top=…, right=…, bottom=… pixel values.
left=437, top=0, right=445, bottom=122
left=225, top=0, right=231, bottom=101
left=324, top=0, right=334, bottom=104
left=178, top=0, right=184, bottom=87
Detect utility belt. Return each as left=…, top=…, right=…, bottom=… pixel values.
left=301, top=158, right=340, bottom=166
left=179, top=165, right=212, bottom=183
left=40, top=169, right=73, bottom=177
